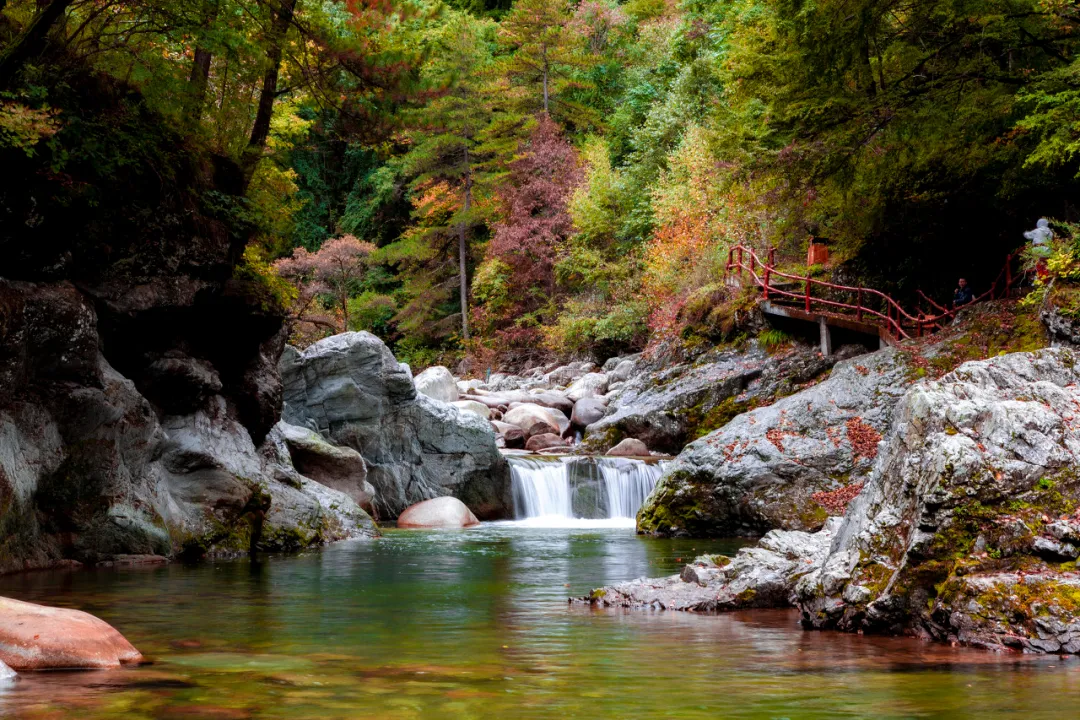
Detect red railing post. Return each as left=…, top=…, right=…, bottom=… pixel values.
left=763, top=266, right=771, bottom=300
left=805, top=277, right=811, bottom=312
left=769, top=248, right=776, bottom=266
left=856, top=287, right=863, bottom=321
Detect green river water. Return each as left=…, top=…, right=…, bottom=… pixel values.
left=0, top=523, right=1078, bottom=719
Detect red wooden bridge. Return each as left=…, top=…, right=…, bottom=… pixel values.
left=724, top=244, right=1024, bottom=354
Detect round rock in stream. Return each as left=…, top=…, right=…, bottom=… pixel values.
left=0, top=596, right=143, bottom=670
left=397, top=497, right=480, bottom=529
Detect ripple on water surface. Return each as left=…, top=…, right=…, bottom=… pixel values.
left=0, top=525, right=1078, bottom=719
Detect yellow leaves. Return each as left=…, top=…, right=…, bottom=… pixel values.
left=0, top=101, right=61, bottom=157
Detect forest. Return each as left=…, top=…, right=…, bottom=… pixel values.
left=3, top=0, right=1080, bottom=368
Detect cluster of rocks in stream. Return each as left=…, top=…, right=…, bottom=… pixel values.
left=584, top=347, right=1080, bottom=655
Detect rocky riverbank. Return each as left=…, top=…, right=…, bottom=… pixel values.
left=584, top=344, right=1080, bottom=654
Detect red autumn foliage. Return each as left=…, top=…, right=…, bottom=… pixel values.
left=273, top=235, right=376, bottom=340
left=485, top=116, right=581, bottom=329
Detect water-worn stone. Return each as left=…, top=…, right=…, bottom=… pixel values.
left=414, top=366, right=458, bottom=403
left=571, top=398, right=607, bottom=430
left=525, top=433, right=566, bottom=452
left=276, top=421, right=373, bottom=508
left=397, top=497, right=480, bottom=529
left=490, top=421, right=526, bottom=449
left=503, top=404, right=561, bottom=440
left=281, top=332, right=510, bottom=520
left=582, top=518, right=841, bottom=611
left=566, top=373, right=609, bottom=402
left=607, top=438, right=650, bottom=457
left=638, top=348, right=909, bottom=536
left=0, top=596, right=143, bottom=670
left=451, top=400, right=491, bottom=420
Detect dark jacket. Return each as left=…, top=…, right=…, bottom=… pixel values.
left=954, top=286, right=973, bottom=306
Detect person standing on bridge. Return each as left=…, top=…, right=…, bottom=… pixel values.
left=954, top=278, right=974, bottom=307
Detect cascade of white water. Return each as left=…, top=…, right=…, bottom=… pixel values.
left=507, top=456, right=666, bottom=521
left=598, top=458, right=666, bottom=519
left=509, top=458, right=573, bottom=518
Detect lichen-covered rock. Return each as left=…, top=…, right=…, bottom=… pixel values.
left=794, top=348, right=1080, bottom=653
left=414, top=366, right=458, bottom=403
left=281, top=332, right=510, bottom=520
left=638, top=348, right=909, bottom=537
left=582, top=518, right=841, bottom=611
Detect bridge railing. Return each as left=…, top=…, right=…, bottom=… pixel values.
left=725, top=245, right=1023, bottom=341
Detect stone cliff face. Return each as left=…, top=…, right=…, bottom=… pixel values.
left=0, top=73, right=376, bottom=571
left=281, top=333, right=511, bottom=520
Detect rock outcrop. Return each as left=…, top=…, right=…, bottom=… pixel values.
left=581, top=343, right=836, bottom=455
left=0, top=596, right=142, bottom=670
left=280, top=332, right=511, bottom=519
left=638, top=348, right=909, bottom=536
left=794, top=348, right=1080, bottom=653
left=584, top=518, right=841, bottom=611
left=587, top=348, right=1080, bottom=655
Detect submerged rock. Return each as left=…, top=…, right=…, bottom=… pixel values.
left=0, top=596, right=142, bottom=670
left=281, top=332, right=510, bottom=520
left=638, top=348, right=909, bottom=536
left=397, top=497, right=480, bottom=529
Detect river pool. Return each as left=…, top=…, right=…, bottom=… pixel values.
left=0, top=523, right=1078, bottom=719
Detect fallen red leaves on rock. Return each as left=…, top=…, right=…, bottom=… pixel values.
left=846, top=417, right=882, bottom=459
left=812, top=483, right=864, bottom=515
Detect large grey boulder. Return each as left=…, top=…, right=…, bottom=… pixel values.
left=794, top=348, right=1080, bottom=653
left=638, top=348, right=909, bottom=536
left=582, top=343, right=833, bottom=455
left=280, top=332, right=510, bottom=520
left=274, top=421, right=375, bottom=511
left=414, top=366, right=458, bottom=403
left=571, top=398, right=607, bottom=430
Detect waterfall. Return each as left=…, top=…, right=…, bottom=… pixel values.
left=508, top=456, right=666, bottom=524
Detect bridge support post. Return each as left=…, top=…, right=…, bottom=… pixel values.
left=819, top=317, right=833, bottom=357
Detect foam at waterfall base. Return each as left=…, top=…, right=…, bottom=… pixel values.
left=489, top=517, right=638, bottom=529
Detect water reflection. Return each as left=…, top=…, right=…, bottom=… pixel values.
left=0, top=526, right=1076, bottom=718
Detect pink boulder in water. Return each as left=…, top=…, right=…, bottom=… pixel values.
left=0, top=596, right=143, bottom=670
left=397, top=497, right=480, bottom=529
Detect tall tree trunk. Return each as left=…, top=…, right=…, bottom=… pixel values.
left=241, top=0, right=298, bottom=188
left=186, top=0, right=219, bottom=127
left=0, top=0, right=75, bottom=89
left=458, top=149, right=472, bottom=340
left=541, top=46, right=549, bottom=113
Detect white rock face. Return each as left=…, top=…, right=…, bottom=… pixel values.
left=414, top=366, right=459, bottom=403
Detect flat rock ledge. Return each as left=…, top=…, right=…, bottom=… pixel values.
left=578, top=518, right=841, bottom=612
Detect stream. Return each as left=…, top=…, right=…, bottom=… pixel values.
left=1, top=524, right=1080, bottom=718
